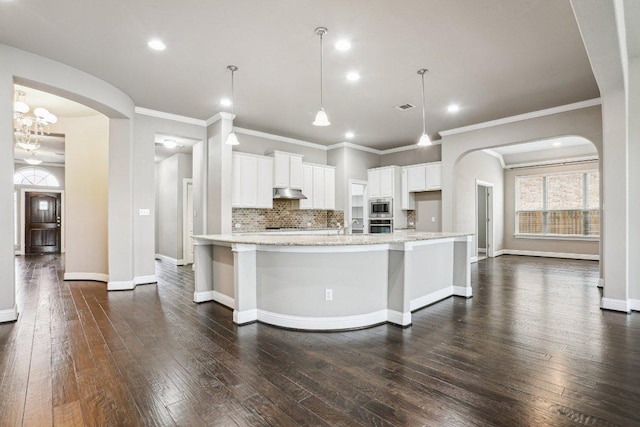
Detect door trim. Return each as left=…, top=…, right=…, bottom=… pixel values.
left=19, top=188, right=65, bottom=256
left=475, top=180, right=494, bottom=259
left=182, top=178, right=194, bottom=264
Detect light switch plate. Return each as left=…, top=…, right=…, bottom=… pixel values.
left=139, top=209, right=150, bottom=216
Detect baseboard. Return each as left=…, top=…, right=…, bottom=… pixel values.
left=598, top=278, right=604, bottom=288
left=500, top=249, right=599, bottom=261
left=453, top=285, right=473, bottom=298
left=494, top=249, right=506, bottom=256
left=64, top=272, right=109, bottom=283
left=154, top=254, right=183, bottom=265
left=0, top=305, right=18, bottom=323
left=478, top=249, right=486, bottom=254
left=234, top=309, right=259, bottom=325
left=107, top=280, right=135, bottom=291
left=256, top=309, right=389, bottom=330
left=387, top=310, right=412, bottom=326
left=14, top=250, right=23, bottom=256
left=410, top=286, right=454, bottom=311
left=470, top=256, right=478, bottom=263
left=600, top=297, right=630, bottom=313
left=134, top=275, right=157, bottom=285
left=629, top=299, right=640, bottom=312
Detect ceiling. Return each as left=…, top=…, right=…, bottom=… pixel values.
left=0, top=0, right=599, bottom=150
left=154, top=134, right=202, bottom=163
left=487, top=136, right=598, bottom=167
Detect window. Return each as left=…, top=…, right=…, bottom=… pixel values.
left=14, top=167, right=59, bottom=187
left=516, top=170, right=599, bottom=237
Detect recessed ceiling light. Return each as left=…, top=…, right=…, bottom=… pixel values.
left=220, top=98, right=232, bottom=107
left=552, top=141, right=563, bottom=147
left=346, top=72, right=360, bottom=81
left=345, top=131, right=354, bottom=139
left=163, top=139, right=177, bottom=149
left=147, top=39, right=166, bottom=51
left=335, top=40, right=351, bottom=51
left=447, top=104, right=460, bottom=113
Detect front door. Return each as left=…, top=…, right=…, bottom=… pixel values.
left=25, top=192, right=61, bottom=254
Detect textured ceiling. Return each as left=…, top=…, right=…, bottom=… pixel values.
left=0, top=0, right=599, bottom=149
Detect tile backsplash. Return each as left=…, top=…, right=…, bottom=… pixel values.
left=233, top=199, right=344, bottom=232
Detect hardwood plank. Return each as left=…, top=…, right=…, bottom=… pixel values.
left=53, top=401, right=84, bottom=427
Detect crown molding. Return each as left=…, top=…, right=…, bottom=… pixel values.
left=134, top=107, right=207, bottom=126
left=206, top=112, right=235, bottom=126
left=482, top=149, right=506, bottom=168
left=233, top=127, right=327, bottom=151
left=440, top=98, right=602, bottom=137
left=327, top=142, right=381, bottom=155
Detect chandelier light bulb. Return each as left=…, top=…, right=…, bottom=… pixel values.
left=313, top=108, right=330, bottom=126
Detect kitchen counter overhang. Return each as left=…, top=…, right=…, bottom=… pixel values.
left=192, top=232, right=473, bottom=331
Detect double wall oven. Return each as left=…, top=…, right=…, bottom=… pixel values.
left=369, top=198, right=393, bottom=233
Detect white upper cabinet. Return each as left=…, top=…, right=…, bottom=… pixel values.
left=300, top=164, right=313, bottom=209
left=270, top=151, right=304, bottom=190
left=403, top=162, right=442, bottom=192
left=232, top=152, right=273, bottom=209
left=367, top=166, right=396, bottom=199
left=324, top=167, right=335, bottom=210
left=299, top=163, right=335, bottom=210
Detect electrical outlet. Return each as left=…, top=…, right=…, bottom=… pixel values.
left=325, top=289, right=333, bottom=301
left=431, top=216, right=436, bottom=223
left=235, top=223, right=242, bottom=229
left=139, top=209, right=150, bottom=216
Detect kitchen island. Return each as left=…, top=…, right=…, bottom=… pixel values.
left=192, top=231, right=473, bottom=330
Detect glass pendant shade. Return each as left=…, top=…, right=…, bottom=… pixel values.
left=14, top=101, right=29, bottom=114
left=25, top=155, right=42, bottom=165
left=225, top=132, right=239, bottom=146
left=17, top=140, right=41, bottom=151
left=417, top=133, right=432, bottom=146
left=313, top=108, right=330, bottom=126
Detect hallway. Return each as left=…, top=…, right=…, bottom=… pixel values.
left=1, top=254, right=639, bottom=426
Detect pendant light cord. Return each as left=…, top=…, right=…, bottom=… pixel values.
left=320, top=31, right=324, bottom=109
left=231, top=69, right=235, bottom=117
left=421, top=71, right=426, bottom=134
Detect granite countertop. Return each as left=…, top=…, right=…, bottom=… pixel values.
left=193, top=231, right=472, bottom=246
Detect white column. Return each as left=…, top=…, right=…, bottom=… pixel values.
left=193, top=241, right=214, bottom=302
left=206, top=113, right=234, bottom=235
left=387, top=243, right=412, bottom=326
left=453, top=235, right=473, bottom=297
left=232, top=244, right=258, bottom=324
left=0, top=75, right=17, bottom=322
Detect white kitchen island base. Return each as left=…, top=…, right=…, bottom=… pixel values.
left=193, top=232, right=472, bottom=330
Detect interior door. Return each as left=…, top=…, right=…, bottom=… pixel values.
left=25, top=192, right=61, bottom=254
left=186, top=182, right=194, bottom=264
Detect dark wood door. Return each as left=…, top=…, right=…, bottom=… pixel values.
left=25, top=192, right=61, bottom=254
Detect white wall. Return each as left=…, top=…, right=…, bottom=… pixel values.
left=380, top=145, right=440, bottom=166
left=61, top=115, right=110, bottom=278
left=454, top=151, right=505, bottom=256
left=503, top=161, right=599, bottom=256
left=13, top=163, right=66, bottom=252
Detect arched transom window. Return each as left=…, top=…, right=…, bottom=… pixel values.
left=14, top=167, right=60, bottom=187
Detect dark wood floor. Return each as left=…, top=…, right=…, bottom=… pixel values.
left=1, top=255, right=639, bottom=426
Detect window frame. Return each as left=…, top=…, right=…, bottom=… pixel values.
left=515, top=169, right=599, bottom=241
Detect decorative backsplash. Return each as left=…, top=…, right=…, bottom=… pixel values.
left=407, top=210, right=416, bottom=229
left=233, top=199, right=344, bottom=232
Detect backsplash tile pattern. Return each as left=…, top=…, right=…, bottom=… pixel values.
left=233, top=199, right=344, bottom=232
left=406, top=210, right=416, bottom=229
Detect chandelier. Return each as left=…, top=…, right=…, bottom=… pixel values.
left=13, top=90, right=57, bottom=152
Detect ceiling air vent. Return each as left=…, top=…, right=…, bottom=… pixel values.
left=394, top=103, right=415, bottom=111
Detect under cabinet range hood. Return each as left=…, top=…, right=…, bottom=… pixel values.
left=273, top=188, right=307, bottom=200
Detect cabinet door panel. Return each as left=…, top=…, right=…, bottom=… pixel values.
left=379, top=168, right=394, bottom=198
left=240, top=156, right=258, bottom=207
left=407, top=165, right=426, bottom=192
left=368, top=170, right=380, bottom=198
left=426, top=163, right=442, bottom=190
left=300, top=164, right=313, bottom=209
left=401, top=168, right=415, bottom=210
left=289, top=155, right=303, bottom=189
left=324, top=168, right=335, bottom=210
left=232, top=154, right=242, bottom=207
left=257, top=157, right=273, bottom=208
left=274, top=152, right=290, bottom=188
left=313, top=166, right=325, bottom=209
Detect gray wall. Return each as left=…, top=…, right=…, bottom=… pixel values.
left=327, top=146, right=380, bottom=211
left=415, top=191, right=442, bottom=232
left=13, top=163, right=66, bottom=252
left=455, top=150, right=505, bottom=256
left=156, top=153, right=192, bottom=260
left=503, top=161, right=599, bottom=256
left=379, top=144, right=441, bottom=166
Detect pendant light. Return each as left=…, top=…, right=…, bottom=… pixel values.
left=225, top=65, right=240, bottom=146
left=417, top=68, right=432, bottom=146
left=312, top=27, right=330, bottom=126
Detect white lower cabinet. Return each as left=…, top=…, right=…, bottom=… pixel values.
left=300, top=163, right=335, bottom=210
left=232, top=152, right=273, bottom=208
